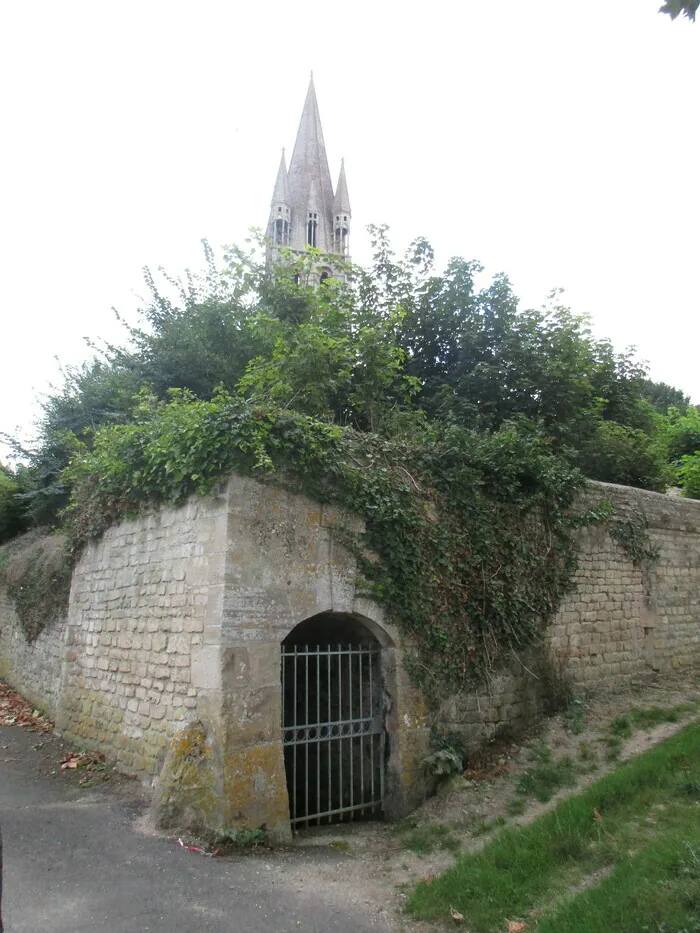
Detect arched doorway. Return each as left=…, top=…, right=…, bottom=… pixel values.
left=281, top=613, right=387, bottom=830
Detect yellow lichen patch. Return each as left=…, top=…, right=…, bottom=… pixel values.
left=155, top=721, right=223, bottom=833
left=171, top=721, right=212, bottom=766
left=224, top=742, right=289, bottom=832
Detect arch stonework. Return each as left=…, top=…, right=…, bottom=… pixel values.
left=156, top=474, right=431, bottom=840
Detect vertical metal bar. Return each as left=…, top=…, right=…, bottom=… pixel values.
left=349, top=647, right=354, bottom=816
left=327, top=644, right=331, bottom=825
left=379, top=730, right=386, bottom=814
left=316, top=647, right=321, bottom=826
left=281, top=647, right=286, bottom=820
left=305, top=644, right=309, bottom=826
left=377, top=646, right=384, bottom=813
left=338, top=643, right=343, bottom=820
left=281, top=648, right=285, bottom=729
left=359, top=646, right=365, bottom=814
left=369, top=647, right=375, bottom=812
left=292, top=645, right=297, bottom=825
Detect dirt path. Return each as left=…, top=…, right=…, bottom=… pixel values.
left=2, top=672, right=699, bottom=932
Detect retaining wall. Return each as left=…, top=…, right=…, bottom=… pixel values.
left=437, top=482, right=700, bottom=753
left=1, top=478, right=699, bottom=833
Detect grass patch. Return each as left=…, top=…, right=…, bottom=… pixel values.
left=535, top=836, right=700, bottom=933
left=407, top=720, right=700, bottom=932
left=395, top=820, right=461, bottom=855
left=565, top=695, right=587, bottom=735
left=515, top=741, right=578, bottom=803
left=471, top=816, right=506, bottom=838
left=609, top=713, right=634, bottom=739
left=578, top=741, right=599, bottom=772
left=506, top=798, right=527, bottom=817
left=603, top=703, right=698, bottom=762
left=213, top=827, right=267, bottom=850
left=609, top=703, right=697, bottom=740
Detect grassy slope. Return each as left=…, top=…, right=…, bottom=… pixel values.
left=407, top=720, right=700, bottom=932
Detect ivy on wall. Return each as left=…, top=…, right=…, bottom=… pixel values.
left=608, top=515, right=660, bottom=566
left=60, top=389, right=600, bottom=702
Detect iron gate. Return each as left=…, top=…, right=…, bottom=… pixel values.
left=281, top=642, right=385, bottom=829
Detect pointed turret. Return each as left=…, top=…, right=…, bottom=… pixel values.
left=332, top=159, right=351, bottom=255
left=267, top=149, right=291, bottom=247
left=333, top=159, right=351, bottom=216
left=271, top=149, right=290, bottom=206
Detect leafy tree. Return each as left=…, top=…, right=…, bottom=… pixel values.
left=239, top=253, right=419, bottom=432
left=678, top=451, right=700, bottom=499
left=0, top=465, right=28, bottom=543
left=2, top=228, right=694, bottom=542
left=121, top=241, right=266, bottom=400
left=640, top=379, right=690, bottom=416
left=572, top=419, right=671, bottom=491
left=659, top=0, right=698, bottom=21
left=661, top=406, right=700, bottom=461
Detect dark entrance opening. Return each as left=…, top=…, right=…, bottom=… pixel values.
left=282, top=613, right=386, bottom=829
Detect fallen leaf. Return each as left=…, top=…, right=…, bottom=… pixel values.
left=450, top=907, right=465, bottom=924
left=507, top=921, right=528, bottom=932
left=593, top=808, right=602, bottom=822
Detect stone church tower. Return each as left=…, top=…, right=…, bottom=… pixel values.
left=266, top=76, right=351, bottom=264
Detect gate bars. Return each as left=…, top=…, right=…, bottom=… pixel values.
left=281, top=643, right=385, bottom=829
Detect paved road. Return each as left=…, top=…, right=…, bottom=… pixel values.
left=0, top=725, right=395, bottom=933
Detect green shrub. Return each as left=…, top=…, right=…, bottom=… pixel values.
left=422, top=747, right=464, bottom=778
left=679, top=451, right=700, bottom=500
left=0, top=468, right=27, bottom=544
left=574, top=418, right=671, bottom=491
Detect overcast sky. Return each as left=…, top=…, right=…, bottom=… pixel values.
left=1, top=0, right=698, bottom=456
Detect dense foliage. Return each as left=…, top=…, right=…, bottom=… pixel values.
left=0, top=466, right=27, bottom=544
left=1, top=233, right=697, bottom=687
left=5, top=229, right=696, bottom=534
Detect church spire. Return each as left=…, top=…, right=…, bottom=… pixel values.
left=286, top=74, right=335, bottom=253
left=266, top=76, right=351, bottom=262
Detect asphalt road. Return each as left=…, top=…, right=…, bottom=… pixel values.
left=0, top=725, right=395, bottom=933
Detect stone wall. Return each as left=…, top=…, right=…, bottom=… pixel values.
left=552, top=482, right=700, bottom=683
left=435, top=482, right=700, bottom=756
left=1, top=477, right=699, bottom=833
left=57, top=490, right=229, bottom=785
left=0, top=474, right=430, bottom=839
left=0, top=590, right=66, bottom=718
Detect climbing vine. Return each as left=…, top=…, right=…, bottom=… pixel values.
left=608, top=515, right=660, bottom=566
left=61, top=389, right=597, bottom=703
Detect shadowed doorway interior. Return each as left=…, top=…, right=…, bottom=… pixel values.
left=281, top=613, right=386, bottom=830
